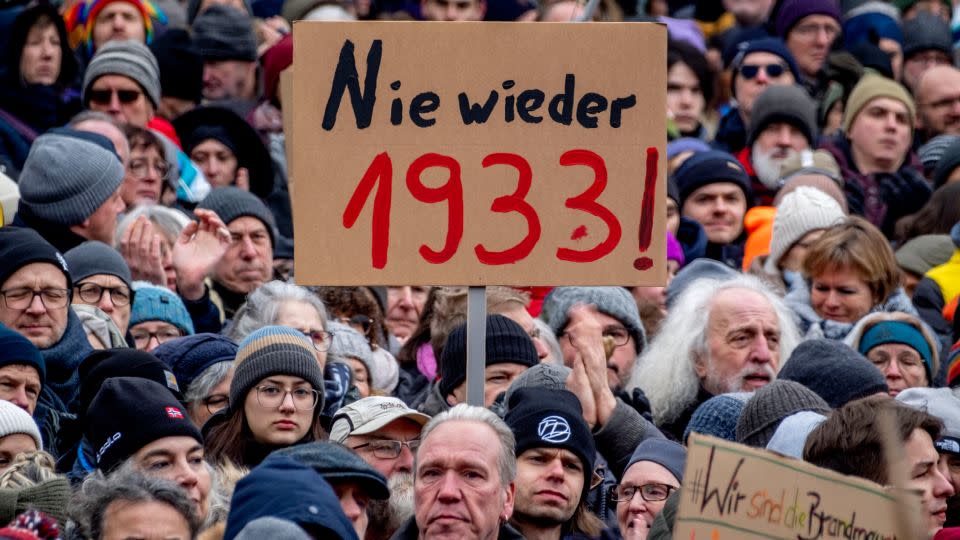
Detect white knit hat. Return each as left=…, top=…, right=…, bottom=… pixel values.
left=0, top=400, right=42, bottom=451
left=765, top=186, right=845, bottom=274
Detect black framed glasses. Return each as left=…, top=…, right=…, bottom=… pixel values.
left=299, top=329, right=333, bottom=352
left=201, top=394, right=229, bottom=415
left=76, top=283, right=131, bottom=307
left=352, top=439, right=421, bottom=459
left=739, top=63, right=786, bottom=80
left=88, top=88, right=142, bottom=104
left=131, top=329, right=182, bottom=348
left=0, top=288, right=70, bottom=310
left=609, top=483, right=676, bottom=503
left=255, top=385, right=320, bottom=410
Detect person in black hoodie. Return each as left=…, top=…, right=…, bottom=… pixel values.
left=0, top=1, right=80, bottom=178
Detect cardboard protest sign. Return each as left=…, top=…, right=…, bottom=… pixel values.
left=674, top=434, right=921, bottom=540
left=291, top=22, right=666, bottom=286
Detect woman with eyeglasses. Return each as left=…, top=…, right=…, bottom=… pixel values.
left=64, top=240, right=134, bottom=337
left=120, top=125, right=172, bottom=207
left=129, top=281, right=195, bottom=352
left=612, top=439, right=686, bottom=540
left=204, top=326, right=326, bottom=468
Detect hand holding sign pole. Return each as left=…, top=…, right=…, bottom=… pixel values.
left=291, top=21, right=666, bottom=406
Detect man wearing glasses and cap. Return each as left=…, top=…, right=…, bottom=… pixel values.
left=329, top=396, right=430, bottom=540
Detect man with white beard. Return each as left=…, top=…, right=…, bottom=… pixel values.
left=739, top=84, right=818, bottom=206
left=627, top=275, right=801, bottom=441
left=330, top=397, right=431, bottom=540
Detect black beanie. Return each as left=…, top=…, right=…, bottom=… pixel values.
left=439, top=314, right=538, bottom=399
left=149, top=29, right=203, bottom=104
left=671, top=150, right=751, bottom=209
left=779, top=339, right=889, bottom=408
left=198, top=187, right=277, bottom=247
left=504, top=387, right=595, bottom=492
left=0, top=227, right=71, bottom=291
left=75, top=349, right=184, bottom=421
left=85, top=377, right=201, bottom=472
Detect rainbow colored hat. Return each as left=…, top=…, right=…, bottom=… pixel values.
left=64, top=0, right=167, bottom=57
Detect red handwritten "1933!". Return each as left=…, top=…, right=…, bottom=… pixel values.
left=342, top=148, right=658, bottom=269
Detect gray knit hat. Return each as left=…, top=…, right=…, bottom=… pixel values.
left=18, top=131, right=124, bottom=226
left=198, top=187, right=277, bottom=246
left=895, top=235, right=955, bottom=277
left=540, top=287, right=646, bottom=353
left=327, top=321, right=373, bottom=378
left=902, top=12, right=952, bottom=59
left=779, top=339, right=888, bottom=408
left=747, top=84, right=818, bottom=148
left=735, top=380, right=831, bottom=448
left=275, top=441, right=389, bottom=500
left=192, top=4, right=257, bottom=62
left=82, top=40, right=161, bottom=108
left=64, top=241, right=132, bottom=289
left=231, top=325, right=324, bottom=409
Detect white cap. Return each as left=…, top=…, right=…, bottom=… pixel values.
left=0, top=400, right=42, bottom=451
left=765, top=186, right=845, bottom=274
left=329, top=396, right=430, bottom=443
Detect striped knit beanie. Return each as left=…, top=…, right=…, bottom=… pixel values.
left=230, top=326, right=324, bottom=409
left=946, top=342, right=960, bottom=388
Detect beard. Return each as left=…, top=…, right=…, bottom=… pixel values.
left=752, top=144, right=798, bottom=190
left=704, top=358, right=777, bottom=395
left=366, top=473, right=415, bottom=540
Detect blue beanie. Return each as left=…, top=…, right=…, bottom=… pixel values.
left=728, top=38, right=801, bottom=98
left=671, top=150, right=751, bottom=210
left=858, top=321, right=934, bottom=382
left=844, top=12, right=903, bottom=50
left=683, top=392, right=752, bottom=443
left=129, top=282, right=195, bottom=336
left=0, top=324, right=45, bottom=386
left=152, top=333, right=238, bottom=394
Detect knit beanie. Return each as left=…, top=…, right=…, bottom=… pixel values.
left=438, top=315, right=538, bottom=399
left=779, top=339, right=888, bottom=408
left=326, top=321, right=373, bottom=381
left=625, top=438, right=686, bottom=483
left=765, top=410, right=827, bottom=459
left=540, top=287, right=646, bottom=353
left=843, top=11, right=904, bottom=50
left=0, top=401, right=41, bottom=451
left=64, top=241, right=132, bottom=289
left=666, top=232, right=684, bottom=267
left=895, top=235, right=955, bottom=277
left=671, top=150, right=751, bottom=209
left=774, top=160, right=847, bottom=213
left=897, top=387, right=960, bottom=454
left=665, top=259, right=737, bottom=309
left=741, top=206, right=774, bottom=272
left=149, top=28, right=203, bottom=104
left=82, top=39, right=161, bottom=108
left=0, top=227, right=70, bottom=294
left=932, top=138, right=960, bottom=188
left=919, top=135, right=960, bottom=175
left=667, top=177, right=679, bottom=208
left=17, top=131, right=124, bottom=227
left=0, top=477, right=72, bottom=528
left=231, top=325, right=325, bottom=409
left=775, top=0, right=841, bottom=37
left=198, top=187, right=277, bottom=247
left=152, top=333, right=238, bottom=394
left=843, top=74, right=915, bottom=133
left=857, top=321, right=934, bottom=381
left=765, top=187, right=846, bottom=273
left=728, top=38, right=801, bottom=99
left=234, top=518, right=311, bottom=540
left=666, top=138, right=710, bottom=161
left=186, top=0, right=251, bottom=23
left=502, top=363, right=571, bottom=409
left=129, top=282, right=195, bottom=336
left=504, top=387, right=596, bottom=491
left=902, top=12, right=952, bottom=59
left=275, top=441, right=389, bottom=499
left=735, top=380, right=831, bottom=448
left=192, top=4, right=258, bottom=62
left=0, top=326, right=45, bottom=387
left=747, top=85, right=818, bottom=148
left=85, top=377, right=200, bottom=472
left=683, top=392, right=751, bottom=443
left=75, top=348, right=184, bottom=420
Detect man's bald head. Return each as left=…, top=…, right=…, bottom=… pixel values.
left=916, top=65, right=960, bottom=138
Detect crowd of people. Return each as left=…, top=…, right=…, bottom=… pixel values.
left=0, top=0, right=959, bottom=538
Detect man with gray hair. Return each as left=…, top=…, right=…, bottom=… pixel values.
left=391, top=404, right=522, bottom=540
left=628, top=275, right=800, bottom=441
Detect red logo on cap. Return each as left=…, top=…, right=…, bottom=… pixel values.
left=166, top=407, right=184, bottom=419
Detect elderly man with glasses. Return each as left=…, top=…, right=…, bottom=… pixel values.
left=330, top=396, right=430, bottom=540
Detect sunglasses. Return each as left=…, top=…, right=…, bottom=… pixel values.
left=739, top=63, right=787, bottom=80
left=88, top=88, right=142, bottom=105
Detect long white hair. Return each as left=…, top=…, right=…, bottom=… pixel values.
left=628, top=274, right=800, bottom=426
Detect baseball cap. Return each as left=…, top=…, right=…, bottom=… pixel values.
left=329, top=396, right=430, bottom=443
